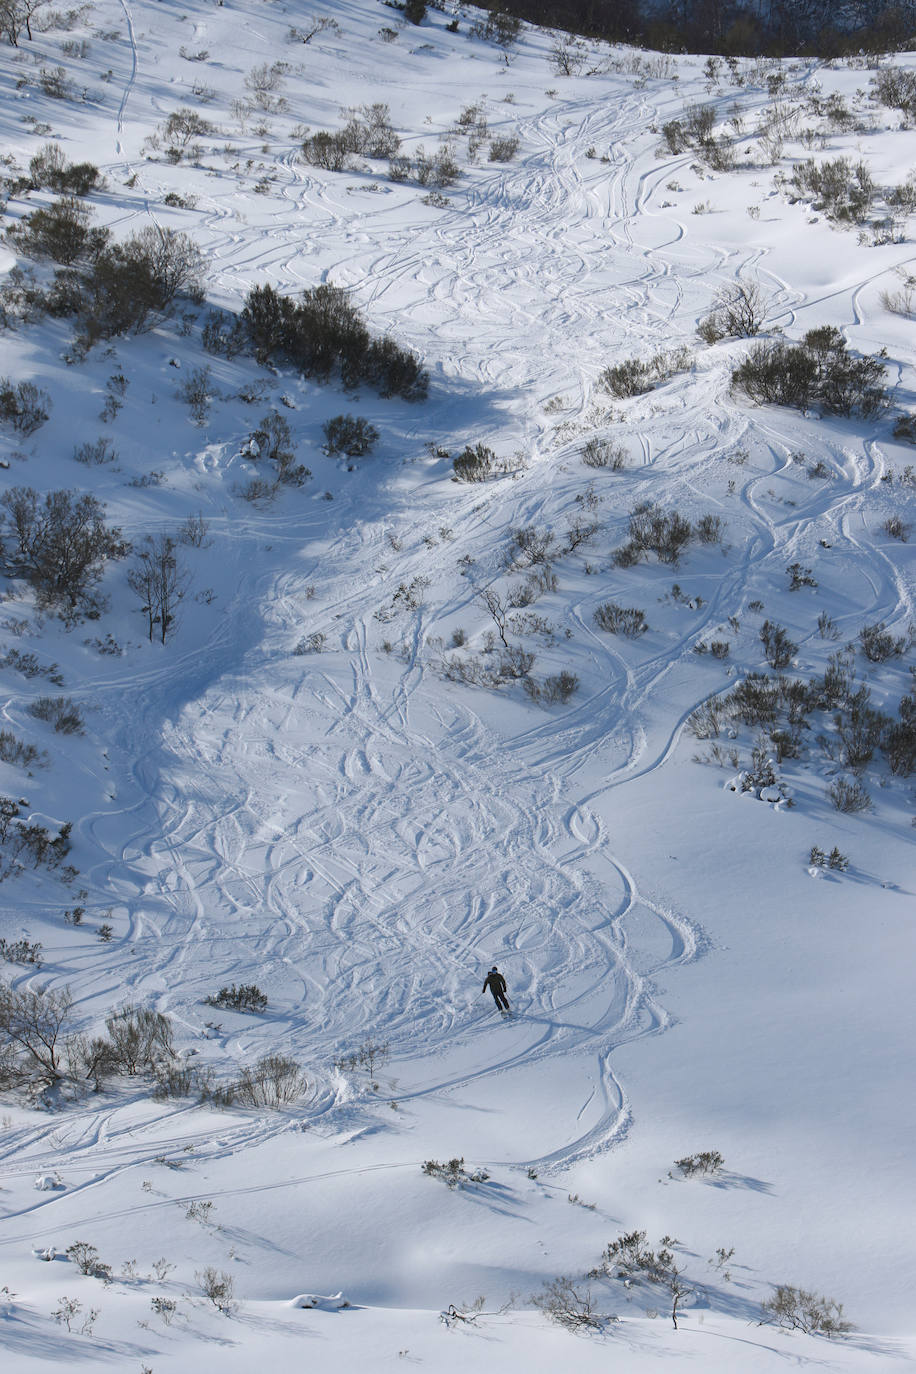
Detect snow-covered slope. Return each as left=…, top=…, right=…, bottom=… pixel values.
left=0, top=3, right=913, bottom=1369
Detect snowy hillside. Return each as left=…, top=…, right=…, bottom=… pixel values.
left=0, top=2, right=914, bottom=1369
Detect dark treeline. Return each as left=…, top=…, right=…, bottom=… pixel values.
left=485, top=0, right=916, bottom=54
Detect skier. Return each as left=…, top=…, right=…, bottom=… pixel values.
left=482, top=965, right=510, bottom=1014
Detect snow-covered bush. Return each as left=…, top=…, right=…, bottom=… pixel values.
left=421, top=1157, right=489, bottom=1187
left=598, top=347, right=691, bottom=398
left=790, top=157, right=875, bottom=222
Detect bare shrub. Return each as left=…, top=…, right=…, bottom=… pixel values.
left=0, top=731, right=44, bottom=769
left=760, top=1285, right=853, bottom=1338
left=599, top=347, right=691, bottom=398
left=871, top=66, right=916, bottom=124
left=161, top=107, right=214, bottom=157
left=0, top=379, right=51, bottom=434
left=532, top=1276, right=605, bottom=1331
left=103, top=1005, right=175, bottom=1076
left=177, top=366, right=212, bottom=425
left=627, top=503, right=693, bottom=563
left=760, top=620, right=797, bottom=669
left=594, top=602, right=648, bottom=636
left=0, top=980, right=72, bottom=1080
left=525, top=671, right=579, bottom=705
left=74, top=437, right=117, bottom=466
left=858, top=622, right=907, bottom=662
left=27, top=696, right=84, bottom=733
left=827, top=777, right=871, bottom=813
left=489, top=136, right=519, bottom=161
left=237, top=1054, right=306, bottom=1108
left=197, top=1266, right=235, bottom=1314
left=698, top=282, right=768, bottom=341
left=301, top=129, right=351, bottom=171
left=128, top=535, right=190, bottom=644
left=415, top=145, right=460, bottom=187
left=732, top=326, right=888, bottom=418
left=66, top=1241, right=111, bottom=1280
left=696, top=513, right=725, bottom=543
left=582, top=437, right=625, bottom=469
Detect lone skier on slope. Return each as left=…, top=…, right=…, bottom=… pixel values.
left=483, top=965, right=510, bottom=1013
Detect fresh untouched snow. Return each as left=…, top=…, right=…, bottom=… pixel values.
left=0, top=2, right=914, bottom=1370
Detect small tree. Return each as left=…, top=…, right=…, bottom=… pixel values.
left=1, top=487, right=128, bottom=617
left=453, top=443, right=494, bottom=482
left=127, top=535, right=189, bottom=643
left=699, top=281, right=768, bottom=341
left=0, top=980, right=72, bottom=1079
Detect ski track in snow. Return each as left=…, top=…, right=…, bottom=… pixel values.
left=5, top=22, right=913, bottom=1193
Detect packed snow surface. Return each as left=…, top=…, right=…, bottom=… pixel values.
left=0, top=2, right=913, bottom=1369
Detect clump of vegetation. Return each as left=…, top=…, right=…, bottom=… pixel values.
left=0, top=379, right=51, bottom=434
left=0, top=487, right=129, bottom=621
left=323, top=414, right=379, bottom=457
left=240, top=282, right=427, bottom=400
left=590, top=1229, right=677, bottom=1284
left=598, top=346, right=692, bottom=399
left=25, top=143, right=103, bottom=196
left=809, top=845, right=848, bottom=871
left=675, top=1149, right=724, bottom=1176
left=594, top=601, right=648, bottom=637
left=66, top=1242, right=112, bottom=1282
left=453, top=442, right=495, bottom=482
left=732, top=326, right=888, bottom=418
left=760, top=1285, right=853, bottom=1338
left=790, top=157, right=875, bottom=222
left=421, top=1157, right=490, bottom=1188
left=613, top=502, right=699, bottom=566
left=204, top=983, right=268, bottom=1013
left=582, top=437, right=626, bottom=469
left=27, top=697, right=85, bottom=734
left=4, top=209, right=205, bottom=340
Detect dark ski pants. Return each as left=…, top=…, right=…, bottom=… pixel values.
left=491, top=990, right=510, bottom=1012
